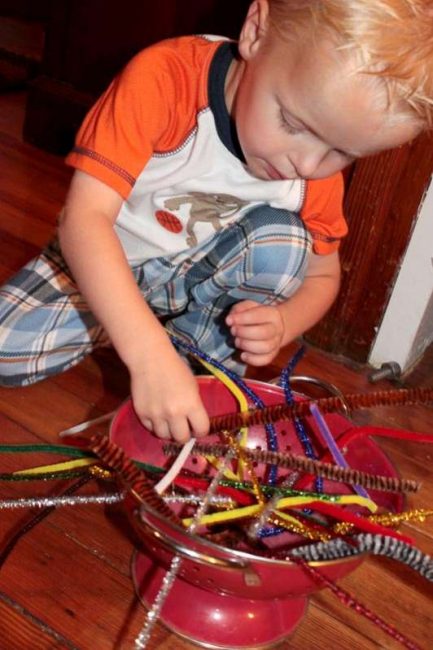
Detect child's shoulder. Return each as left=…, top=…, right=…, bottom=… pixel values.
left=114, top=35, right=229, bottom=113
left=126, top=35, right=226, bottom=77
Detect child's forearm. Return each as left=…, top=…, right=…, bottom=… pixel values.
left=277, top=252, right=341, bottom=345
left=60, top=211, right=173, bottom=370
left=58, top=178, right=173, bottom=373
left=277, top=273, right=340, bottom=345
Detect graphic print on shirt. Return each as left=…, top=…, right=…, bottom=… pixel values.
left=161, top=192, right=249, bottom=247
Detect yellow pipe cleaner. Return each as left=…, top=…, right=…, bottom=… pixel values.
left=13, top=458, right=97, bottom=475
left=182, top=493, right=377, bottom=527
left=196, top=357, right=251, bottom=483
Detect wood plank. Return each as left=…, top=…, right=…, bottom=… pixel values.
left=0, top=91, right=26, bottom=140
left=51, top=350, right=130, bottom=415
left=0, top=592, right=76, bottom=650
left=1, top=526, right=143, bottom=648
left=0, top=17, right=44, bottom=62
left=0, top=373, right=116, bottom=441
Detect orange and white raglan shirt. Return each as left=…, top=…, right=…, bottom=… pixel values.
left=66, top=36, right=347, bottom=264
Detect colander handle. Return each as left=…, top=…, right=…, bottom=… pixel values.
left=269, top=374, right=351, bottom=417
left=133, top=509, right=252, bottom=572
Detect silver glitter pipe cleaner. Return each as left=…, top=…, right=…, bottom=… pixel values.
left=0, top=492, right=125, bottom=510
left=134, top=447, right=236, bottom=649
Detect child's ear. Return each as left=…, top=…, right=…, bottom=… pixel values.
left=238, top=0, right=270, bottom=61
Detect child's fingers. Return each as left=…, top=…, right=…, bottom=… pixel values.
left=142, top=418, right=154, bottom=432
left=235, top=337, right=275, bottom=354
left=240, top=350, right=275, bottom=366
left=188, top=408, right=210, bottom=439
left=149, top=416, right=192, bottom=443
left=226, top=300, right=260, bottom=325
left=152, top=404, right=209, bottom=443
left=228, top=300, right=258, bottom=315
left=228, top=306, right=269, bottom=326
left=232, top=322, right=275, bottom=341
left=168, top=417, right=193, bottom=443
left=151, top=418, right=172, bottom=440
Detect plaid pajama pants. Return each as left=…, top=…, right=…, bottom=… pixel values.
left=0, top=205, right=311, bottom=386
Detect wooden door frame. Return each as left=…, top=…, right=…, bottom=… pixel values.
left=306, top=132, right=433, bottom=363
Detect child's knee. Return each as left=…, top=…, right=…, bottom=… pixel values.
left=240, top=204, right=312, bottom=280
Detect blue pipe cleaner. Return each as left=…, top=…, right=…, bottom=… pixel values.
left=169, top=334, right=279, bottom=484
left=258, top=526, right=287, bottom=539
left=280, top=346, right=323, bottom=494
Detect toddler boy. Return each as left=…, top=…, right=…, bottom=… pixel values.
left=0, top=0, right=431, bottom=442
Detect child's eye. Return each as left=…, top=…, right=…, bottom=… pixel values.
left=279, top=110, right=304, bottom=135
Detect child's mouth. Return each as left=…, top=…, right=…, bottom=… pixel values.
left=265, top=163, right=289, bottom=181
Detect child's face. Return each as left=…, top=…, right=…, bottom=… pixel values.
left=227, top=6, right=420, bottom=181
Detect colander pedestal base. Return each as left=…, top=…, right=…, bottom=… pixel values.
left=132, top=551, right=308, bottom=649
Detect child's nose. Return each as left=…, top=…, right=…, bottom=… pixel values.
left=290, top=143, right=329, bottom=178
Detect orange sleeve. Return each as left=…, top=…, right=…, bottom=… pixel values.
left=65, top=38, right=217, bottom=199
left=300, top=172, right=348, bottom=255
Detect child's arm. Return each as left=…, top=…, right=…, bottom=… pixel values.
left=58, top=170, right=209, bottom=442
left=225, top=252, right=341, bottom=366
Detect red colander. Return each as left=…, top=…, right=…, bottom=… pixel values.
left=110, top=376, right=402, bottom=649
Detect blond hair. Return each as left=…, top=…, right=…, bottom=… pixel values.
left=268, top=0, right=433, bottom=127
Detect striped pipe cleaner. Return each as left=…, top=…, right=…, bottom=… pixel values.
left=207, top=386, right=433, bottom=433
left=163, top=442, right=419, bottom=493
left=289, top=534, right=433, bottom=581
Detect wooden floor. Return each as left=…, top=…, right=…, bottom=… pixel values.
left=0, top=92, right=432, bottom=650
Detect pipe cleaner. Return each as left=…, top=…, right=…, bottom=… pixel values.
left=170, top=334, right=281, bottom=483
left=309, top=402, right=370, bottom=500
left=181, top=493, right=376, bottom=528
left=280, top=350, right=323, bottom=494
left=163, top=442, right=419, bottom=493
left=291, top=555, right=421, bottom=650
left=290, top=533, right=433, bottom=582
left=207, top=386, right=433, bottom=434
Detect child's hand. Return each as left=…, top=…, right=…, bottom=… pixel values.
left=131, top=346, right=209, bottom=442
left=130, top=348, right=210, bottom=443
left=226, top=300, right=285, bottom=366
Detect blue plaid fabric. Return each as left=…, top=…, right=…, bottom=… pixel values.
left=0, top=205, right=311, bottom=386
